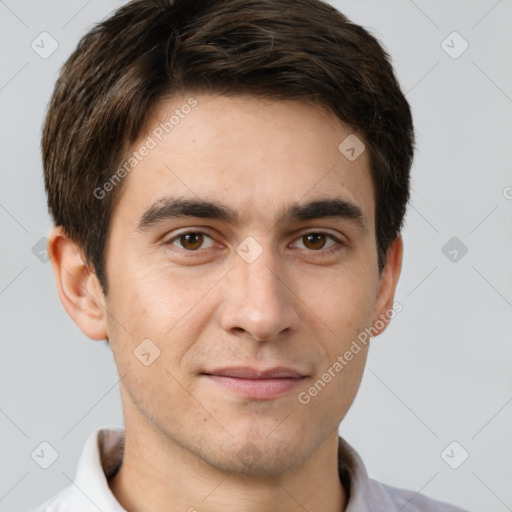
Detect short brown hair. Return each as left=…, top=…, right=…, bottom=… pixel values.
left=42, top=0, right=414, bottom=293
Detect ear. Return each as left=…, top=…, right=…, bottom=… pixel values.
left=371, top=235, right=403, bottom=336
left=47, top=226, right=108, bottom=341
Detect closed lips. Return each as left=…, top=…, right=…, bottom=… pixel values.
left=202, top=367, right=306, bottom=379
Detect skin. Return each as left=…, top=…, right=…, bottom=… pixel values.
left=48, top=92, right=403, bottom=512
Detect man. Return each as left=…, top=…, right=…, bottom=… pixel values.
left=33, top=0, right=468, bottom=510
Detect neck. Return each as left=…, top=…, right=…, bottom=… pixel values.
left=108, top=424, right=346, bottom=512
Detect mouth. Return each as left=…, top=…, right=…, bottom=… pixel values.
left=201, top=366, right=307, bottom=400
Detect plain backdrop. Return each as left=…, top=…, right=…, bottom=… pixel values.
left=1, top=1, right=511, bottom=511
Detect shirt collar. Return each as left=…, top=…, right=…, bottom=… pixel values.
left=337, top=435, right=400, bottom=511
left=72, top=427, right=126, bottom=512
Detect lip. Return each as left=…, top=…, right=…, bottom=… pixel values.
left=202, top=366, right=307, bottom=400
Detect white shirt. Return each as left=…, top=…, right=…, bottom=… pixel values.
left=31, top=427, right=468, bottom=512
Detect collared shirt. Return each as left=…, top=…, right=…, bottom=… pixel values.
left=31, top=427, right=468, bottom=512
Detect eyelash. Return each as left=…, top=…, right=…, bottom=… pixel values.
left=164, top=230, right=345, bottom=258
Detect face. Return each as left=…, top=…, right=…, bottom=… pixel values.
left=100, top=92, right=398, bottom=474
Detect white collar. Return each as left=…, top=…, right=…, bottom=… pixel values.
left=36, top=426, right=463, bottom=512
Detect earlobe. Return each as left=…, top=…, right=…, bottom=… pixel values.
left=47, top=226, right=108, bottom=341
left=371, top=236, right=404, bottom=336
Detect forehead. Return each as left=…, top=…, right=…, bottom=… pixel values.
left=113, top=92, right=375, bottom=230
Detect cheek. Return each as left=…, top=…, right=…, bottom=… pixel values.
left=295, top=341, right=369, bottom=437
left=105, top=262, right=224, bottom=370
left=110, top=257, right=207, bottom=328
left=300, top=265, right=378, bottom=340
left=104, top=275, right=205, bottom=423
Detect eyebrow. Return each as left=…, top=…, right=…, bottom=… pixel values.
left=135, top=196, right=367, bottom=232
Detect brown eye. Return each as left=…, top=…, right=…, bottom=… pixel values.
left=179, top=233, right=203, bottom=250
left=169, top=232, right=215, bottom=251
left=292, top=232, right=342, bottom=254
left=302, top=233, right=328, bottom=250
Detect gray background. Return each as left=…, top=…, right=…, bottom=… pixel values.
left=1, top=1, right=511, bottom=511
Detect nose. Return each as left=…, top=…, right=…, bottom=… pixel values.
left=218, top=244, right=301, bottom=342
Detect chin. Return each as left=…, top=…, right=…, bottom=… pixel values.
left=213, top=441, right=307, bottom=476
left=194, top=427, right=313, bottom=476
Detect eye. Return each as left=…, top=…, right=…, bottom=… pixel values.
left=164, top=230, right=344, bottom=256
left=168, top=231, right=215, bottom=251
left=292, top=232, right=343, bottom=252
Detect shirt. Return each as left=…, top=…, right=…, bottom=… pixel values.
left=31, top=427, right=468, bottom=512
